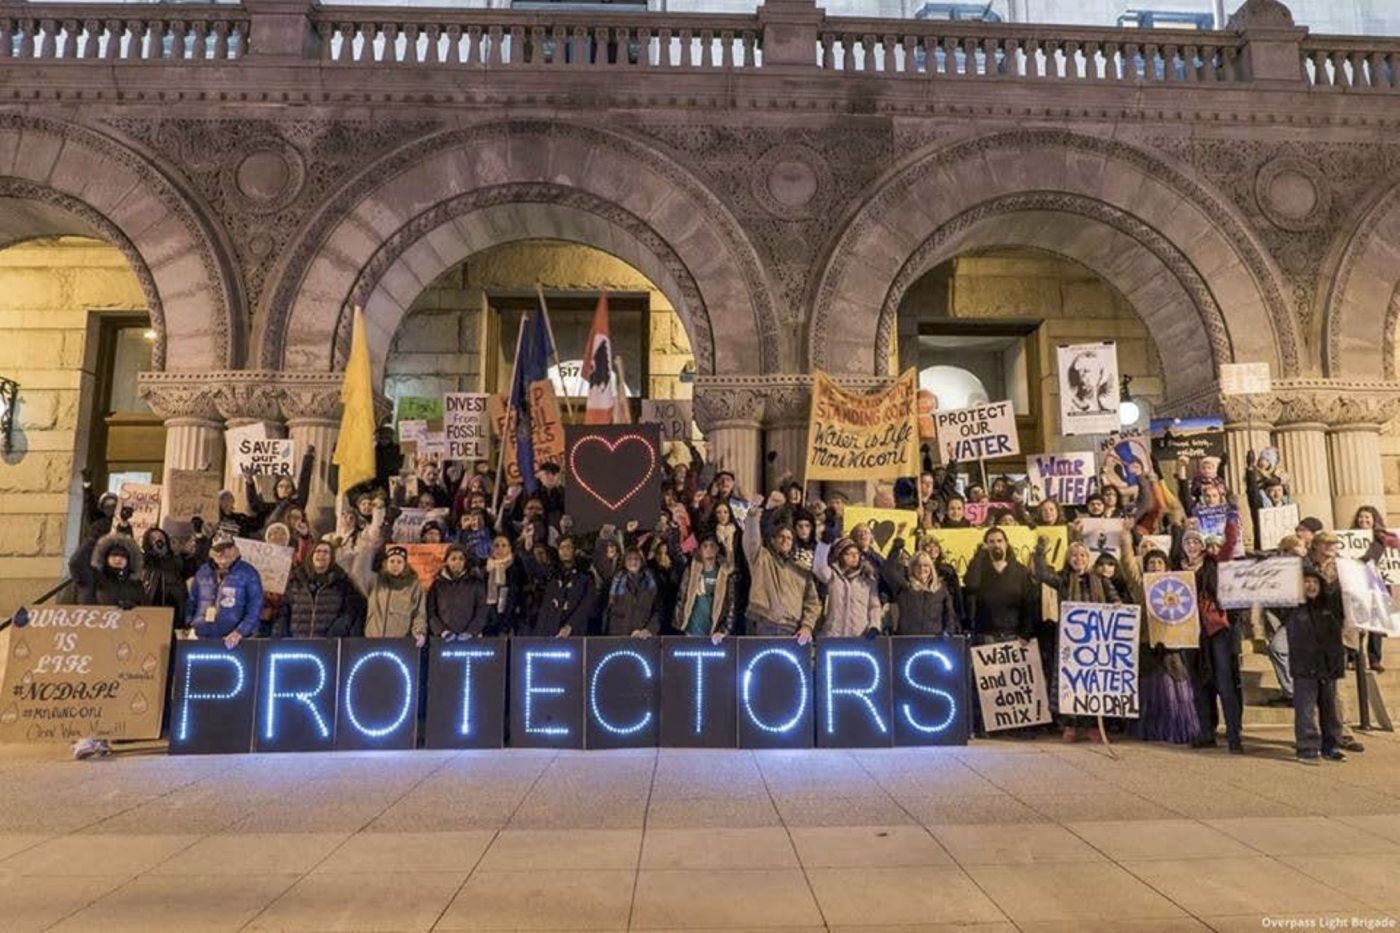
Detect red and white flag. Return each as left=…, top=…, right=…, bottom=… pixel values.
left=580, top=293, right=629, bottom=424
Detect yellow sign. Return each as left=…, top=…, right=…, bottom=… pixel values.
left=805, top=369, right=920, bottom=481
left=924, top=526, right=1068, bottom=580
left=843, top=506, right=920, bottom=558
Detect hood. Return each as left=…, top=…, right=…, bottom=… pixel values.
left=140, top=527, right=172, bottom=558
left=91, top=531, right=143, bottom=577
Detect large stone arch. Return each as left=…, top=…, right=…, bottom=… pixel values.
left=809, top=129, right=1299, bottom=394
left=0, top=116, right=241, bottom=370
left=256, top=120, right=779, bottom=380
left=1322, top=178, right=1400, bottom=380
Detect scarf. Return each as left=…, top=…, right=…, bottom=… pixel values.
left=486, top=553, right=514, bottom=603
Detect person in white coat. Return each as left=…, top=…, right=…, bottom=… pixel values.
left=812, top=537, right=882, bottom=639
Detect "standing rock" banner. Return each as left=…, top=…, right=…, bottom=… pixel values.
left=805, top=369, right=920, bottom=481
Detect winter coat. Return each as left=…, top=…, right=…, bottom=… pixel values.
left=246, top=449, right=315, bottom=530
left=881, top=549, right=961, bottom=637
left=604, top=570, right=660, bottom=637
left=1287, top=593, right=1346, bottom=680
left=813, top=542, right=882, bottom=638
left=675, top=559, right=736, bottom=637
left=533, top=559, right=597, bottom=637
left=349, top=529, right=427, bottom=638
left=963, top=549, right=1035, bottom=641
left=187, top=558, right=263, bottom=639
left=81, top=567, right=146, bottom=610
left=742, top=507, right=821, bottom=635
left=277, top=561, right=357, bottom=638
left=427, top=569, right=488, bottom=638
left=139, top=529, right=204, bottom=627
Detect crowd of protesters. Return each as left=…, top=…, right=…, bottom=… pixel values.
left=64, top=434, right=1395, bottom=766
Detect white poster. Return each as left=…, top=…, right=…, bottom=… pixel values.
left=1058, top=602, right=1140, bottom=719
left=1337, top=529, right=1374, bottom=561
left=1025, top=452, right=1097, bottom=505
left=444, top=393, right=490, bottom=461
left=1219, top=362, right=1272, bottom=397
left=1057, top=342, right=1120, bottom=436
left=1079, top=517, right=1123, bottom=559
left=233, top=537, right=294, bottom=596
left=1256, top=504, right=1300, bottom=552
left=1217, top=557, right=1305, bottom=610
left=1337, top=557, right=1400, bottom=637
left=231, top=436, right=295, bottom=478
left=118, top=482, right=162, bottom=543
left=971, top=639, right=1052, bottom=731
left=392, top=507, right=450, bottom=544
left=640, top=399, right=694, bottom=443
left=934, top=400, right=1019, bottom=463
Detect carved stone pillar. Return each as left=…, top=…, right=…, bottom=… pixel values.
left=1274, top=423, right=1333, bottom=529
left=213, top=374, right=287, bottom=514
left=1222, top=394, right=1280, bottom=549
left=762, top=380, right=812, bottom=491
left=281, top=374, right=345, bottom=530
left=1328, top=425, right=1385, bottom=528
left=137, top=374, right=225, bottom=487
left=693, top=379, right=766, bottom=498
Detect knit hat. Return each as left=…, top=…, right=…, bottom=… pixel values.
left=210, top=532, right=237, bottom=551
left=385, top=544, right=408, bottom=560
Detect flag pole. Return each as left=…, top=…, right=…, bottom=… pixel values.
left=492, top=313, right=527, bottom=519
left=612, top=353, right=631, bottom=424
left=536, top=282, right=578, bottom=422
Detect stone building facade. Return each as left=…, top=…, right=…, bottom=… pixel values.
left=4, top=0, right=1400, bottom=603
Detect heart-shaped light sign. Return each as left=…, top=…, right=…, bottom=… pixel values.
left=569, top=433, right=657, bottom=512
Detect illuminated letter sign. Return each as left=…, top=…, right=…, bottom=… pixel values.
left=508, top=637, right=583, bottom=749
left=815, top=638, right=893, bottom=748
left=336, top=640, right=420, bottom=751
left=168, top=640, right=258, bottom=755
left=737, top=639, right=813, bottom=749
left=659, top=638, right=736, bottom=748
left=585, top=638, right=659, bottom=749
left=890, top=637, right=970, bottom=747
left=424, top=640, right=506, bottom=749
left=254, top=640, right=339, bottom=752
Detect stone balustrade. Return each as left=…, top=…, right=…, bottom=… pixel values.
left=0, top=4, right=249, bottom=61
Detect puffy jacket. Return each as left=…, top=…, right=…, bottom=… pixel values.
left=881, top=552, right=961, bottom=637
left=427, top=569, right=488, bottom=637
left=533, top=559, right=597, bottom=637
left=675, top=559, right=736, bottom=637
left=604, top=570, right=660, bottom=637
left=278, top=562, right=356, bottom=638
left=1288, top=592, right=1347, bottom=680
left=187, top=559, right=263, bottom=639
left=813, top=542, right=882, bottom=638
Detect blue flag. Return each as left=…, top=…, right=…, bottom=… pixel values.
left=509, top=297, right=555, bottom=493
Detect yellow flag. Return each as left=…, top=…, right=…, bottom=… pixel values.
left=332, top=307, right=377, bottom=494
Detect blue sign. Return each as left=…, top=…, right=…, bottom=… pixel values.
left=424, top=639, right=507, bottom=749
left=816, top=638, right=893, bottom=748
left=508, top=637, right=584, bottom=749
left=169, top=640, right=259, bottom=755
left=585, top=638, right=660, bottom=749
left=890, top=636, right=970, bottom=747
left=737, top=638, right=814, bottom=750
left=336, top=639, right=421, bottom=751
left=659, top=638, right=737, bottom=748
left=254, top=640, right=339, bottom=752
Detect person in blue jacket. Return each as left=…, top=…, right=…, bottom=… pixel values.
left=187, top=534, right=264, bottom=648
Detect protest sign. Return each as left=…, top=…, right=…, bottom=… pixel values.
left=233, top=537, right=294, bottom=596
left=1337, top=529, right=1374, bottom=561
left=1026, top=452, right=1097, bottom=505
left=843, top=506, right=919, bottom=558
left=1150, top=417, right=1225, bottom=462
left=1217, top=557, right=1304, bottom=610
left=935, top=526, right=1067, bottom=579
left=163, top=470, right=222, bottom=535
left=963, top=501, right=1017, bottom=527
left=805, top=369, right=919, bottom=481
left=974, top=636, right=1052, bottom=728
left=118, top=482, right=162, bottom=542
left=1141, top=534, right=1173, bottom=559
left=392, top=508, right=450, bottom=544
left=1219, top=362, right=1271, bottom=396
left=566, top=424, right=663, bottom=533
left=0, top=605, right=173, bottom=742
left=398, top=419, right=428, bottom=446
left=395, top=396, right=444, bottom=429
left=1144, top=571, right=1200, bottom=649
left=1376, top=547, right=1400, bottom=588
left=1256, top=504, right=1300, bottom=551
left=1058, top=602, right=1140, bottom=718
left=971, top=639, right=1052, bottom=731
left=1099, top=434, right=1155, bottom=507
left=916, top=389, right=937, bottom=441
left=405, top=543, right=449, bottom=591
left=232, top=436, right=295, bottom=478
left=640, top=399, right=693, bottom=443
left=934, top=401, right=1019, bottom=463
left=444, top=393, right=491, bottom=461
left=1057, top=342, right=1120, bottom=435
left=1194, top=504, right=1229, bottom=541
left=1337, top=557, right=1400, bottom=637
left=488, top=381, right=566, bottom=485
left=224, top=422, right=267, bottom=467
left=1079, top=517, right=1123, bottom=559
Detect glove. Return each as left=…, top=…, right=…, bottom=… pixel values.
left=863, top=626, right=880, bottom=641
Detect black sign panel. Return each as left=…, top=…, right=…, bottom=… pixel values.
left=335, top=639, right=421, bottom=751
left=253, top=640, right=339, bottom=753
left=736, top=638, right=814, bottom=749
left=890, top=636, right=971, bottom=747
left=168, top=639, right=259, bottom=755
left=564, top=423, right=663, bottom=533
left=584, top=637, right=660, bottom=749
left=424, top=638, right=508, bottom=749
left=508, top=637, right=584, bottom=749
left=659, top=637, right=737, bottom=748
left=815, top=637, right=894, bottom=749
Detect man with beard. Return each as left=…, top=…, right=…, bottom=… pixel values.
left=742, top=495, right=821, bottom=643
left=963, top=527, right=1036, bottom=645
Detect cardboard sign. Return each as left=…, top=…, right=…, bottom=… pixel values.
left=395, top=396, right=444, bottom=429
left=1058, top=602, right=1140, bottom=719
left=0, top=605, right=173, bottom=742
left=233, top=437, right=295, bottom=478
left=489, top=381, right=566, bottom=485
left=640, top=399, right=693, bottom=443
left=1257, top=504, right=1300, bottom=551
left=163, top=470, right=222, bottom=535
left=1026, top=452, right=1097, bottom=505
left=233, top=537, right=295, bottom=596
left=1079, top=518, right=1123, bottom=559
left=971, top=639, right=1051, bottom=732
left=405, top=543, right=449, bottom=591
left=1217, top=557, right=1304, bottom=610
left=934, top=526, right=1067, bottom=580
left=1150, top=417, right=1225, bottom=462
left=1337, top=557, right=1400, bottom=636
left=565, top=423, right=663, bottom=533
left=118, top=482, right=162, bottom=542
left=805, top=369, right=920, bottom=481
left=1143, top=571, right=1200, bottom=649
left=1219, top=362, right=1271, bottom=396
left=934, top=401, right=1019, bottom=464
left=392, top=508, right=450, bottom=544
left=1337, top=529, right=1374, bottom=561
left=843, top=506, right=919, bottom=558
left=444, top=393, right=491, bottom=462
left=1057, top=342, right=1120, bottom=436
left=964, top=501, right=1017, bottom=527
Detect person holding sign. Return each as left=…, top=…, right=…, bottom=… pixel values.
left=742, top=496, right=822, bottom=644
left=187, top=535, right=263, bottom=648
left=1133, top=547, right=1203, bottom=745
left=1350, top=506, right=1395, bottom=672
left=1287, top=568, right=1348, bottom=764
left=245, top=445, right=316, bottom=533
left=1175, top=515, right=1245, bottom=754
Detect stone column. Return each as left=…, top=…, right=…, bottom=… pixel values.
left=761, top=379, right=812, bottom=492
left=693, top=380, right=766, bottom=498
left=1328, top=424, right=1385, bottom=528
left=1274, top=423, right=1333, bottom=528
left=213, top=376, right=286, bottom=514
left=281, top=374, right=346, bottom=533
left=1222, top=394, right=1280, bottom=549
left=137, top=374, right=225, bottom=485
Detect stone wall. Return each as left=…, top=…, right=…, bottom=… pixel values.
left=0, top=237, right=145, bottom=612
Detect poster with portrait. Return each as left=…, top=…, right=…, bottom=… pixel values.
left=565, top=423, right=663, bottom=533
left=1099, top=434, right=1156, bottom=509
left=1057, top=342, right=1120, bottom=436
